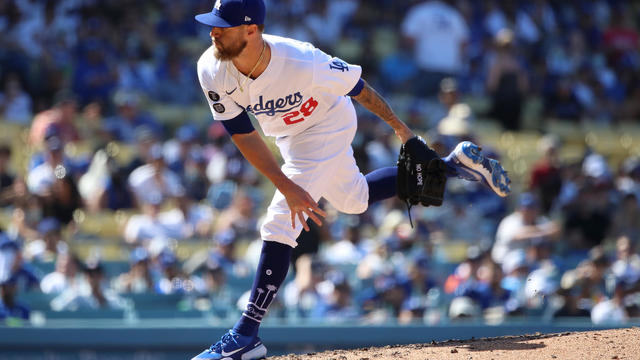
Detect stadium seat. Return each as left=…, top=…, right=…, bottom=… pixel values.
left=0, top=209, right=11, bottom=232
left=125, top=292, right=184, bottom=310
left=17, top=291, right=56, bottom=311
left=75, top=210, right=130, bottom=239
left=135, top=309, right=204, bottom=319
left=63, top=141, right=94, bottom=159
left=430, top=262, right=458, bottom=280
left=30, top=261, right=56, bottom=276
left=43, top=309, right=126, bottom=319
left=105, top=142, right=136, bottom=166
left=0, top=122, right=28, bottom=147
left=101, top=260, right=130, bottom=277
left=226, top=275, right=253, bottom=298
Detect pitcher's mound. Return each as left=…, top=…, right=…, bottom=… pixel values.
left=270, top=327, right=639, bottom=360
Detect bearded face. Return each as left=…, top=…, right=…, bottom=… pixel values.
left=211, top=27, right=247, bottom=60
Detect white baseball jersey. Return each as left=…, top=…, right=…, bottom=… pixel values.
left=197, top=34, right=362, bottom=138
left=197, top=34, right=368, bottom=247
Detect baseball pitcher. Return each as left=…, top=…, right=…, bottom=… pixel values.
left=192, top=1, right=510, bottom=359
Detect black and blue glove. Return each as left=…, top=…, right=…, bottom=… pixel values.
left=397, top=136, right=447, bottom=207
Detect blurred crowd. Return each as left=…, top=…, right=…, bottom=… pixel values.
left=1, top=0, right=640, bottom=326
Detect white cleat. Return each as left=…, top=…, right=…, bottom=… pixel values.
left=445, top=141, right=511, bottom=197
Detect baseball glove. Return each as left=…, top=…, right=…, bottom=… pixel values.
left=397, top=136, right=448, bottom=208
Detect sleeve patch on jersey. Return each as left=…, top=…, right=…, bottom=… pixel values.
left=213, top=103, right=226, bottom=113
left=208, top=91, right=220, bottom=102
left=329, top=58, right=349, bottom=72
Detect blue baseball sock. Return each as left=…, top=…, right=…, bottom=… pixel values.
left=366, top=166, right=397, bottom=204
left=233, top=240, right=292, bottom=337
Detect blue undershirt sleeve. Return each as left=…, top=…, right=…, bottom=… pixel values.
left=346, top=78, right=365, bottom=97
left=221, top=111, right=255, bottom=136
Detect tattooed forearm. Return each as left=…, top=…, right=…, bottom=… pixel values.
left=353, top=81, right=396, bottom=124
left=353, top=80, right=414, bottom=143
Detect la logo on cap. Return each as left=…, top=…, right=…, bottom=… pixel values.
left=214, top=0, right=221, bottom=10
left=245, top=16, right=251, bottom=21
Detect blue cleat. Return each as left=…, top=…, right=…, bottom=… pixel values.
left=445, top=141, right=511, bottom=197
left=191, top=330, right=267, bottom=360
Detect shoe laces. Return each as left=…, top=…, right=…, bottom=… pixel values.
left=209, top=331, right=239, bottom=352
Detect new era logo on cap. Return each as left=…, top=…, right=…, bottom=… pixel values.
left=195, top=0, right=265, bottom=28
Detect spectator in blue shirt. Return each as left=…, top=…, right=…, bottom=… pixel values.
left=154, top=47, right=199, bottom=106
left=456, top=258, right=510, bottom=310
left=0, top=238, right=34, bottom=322
left=0, top=277, right=30, bottom=322
left=72, top=40, right=117, bottom=106
left=165, top=124, right=200, bottom=175
left=103, top=91, right=162, bottom=144
left=311, top=271, right=359, bottom=321
left=182, top=148, right=210, bottom=202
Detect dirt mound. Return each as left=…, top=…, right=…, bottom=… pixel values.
left=270, top=327, right=640, bottom=360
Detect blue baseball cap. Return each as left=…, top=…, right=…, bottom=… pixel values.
left=195, top=0, right=265, bottom=28
left=38, top=217, right=62, bottom=234
left=159, top=250, right=178, bottom=268
left=519, top=192, right=538, bottom=209
left=45, top=136, right=64, bottom=151
left=177, top=125, right=198, bottom=142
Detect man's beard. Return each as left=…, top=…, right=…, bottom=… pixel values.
left=213, top=39, right=247, bottom=60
